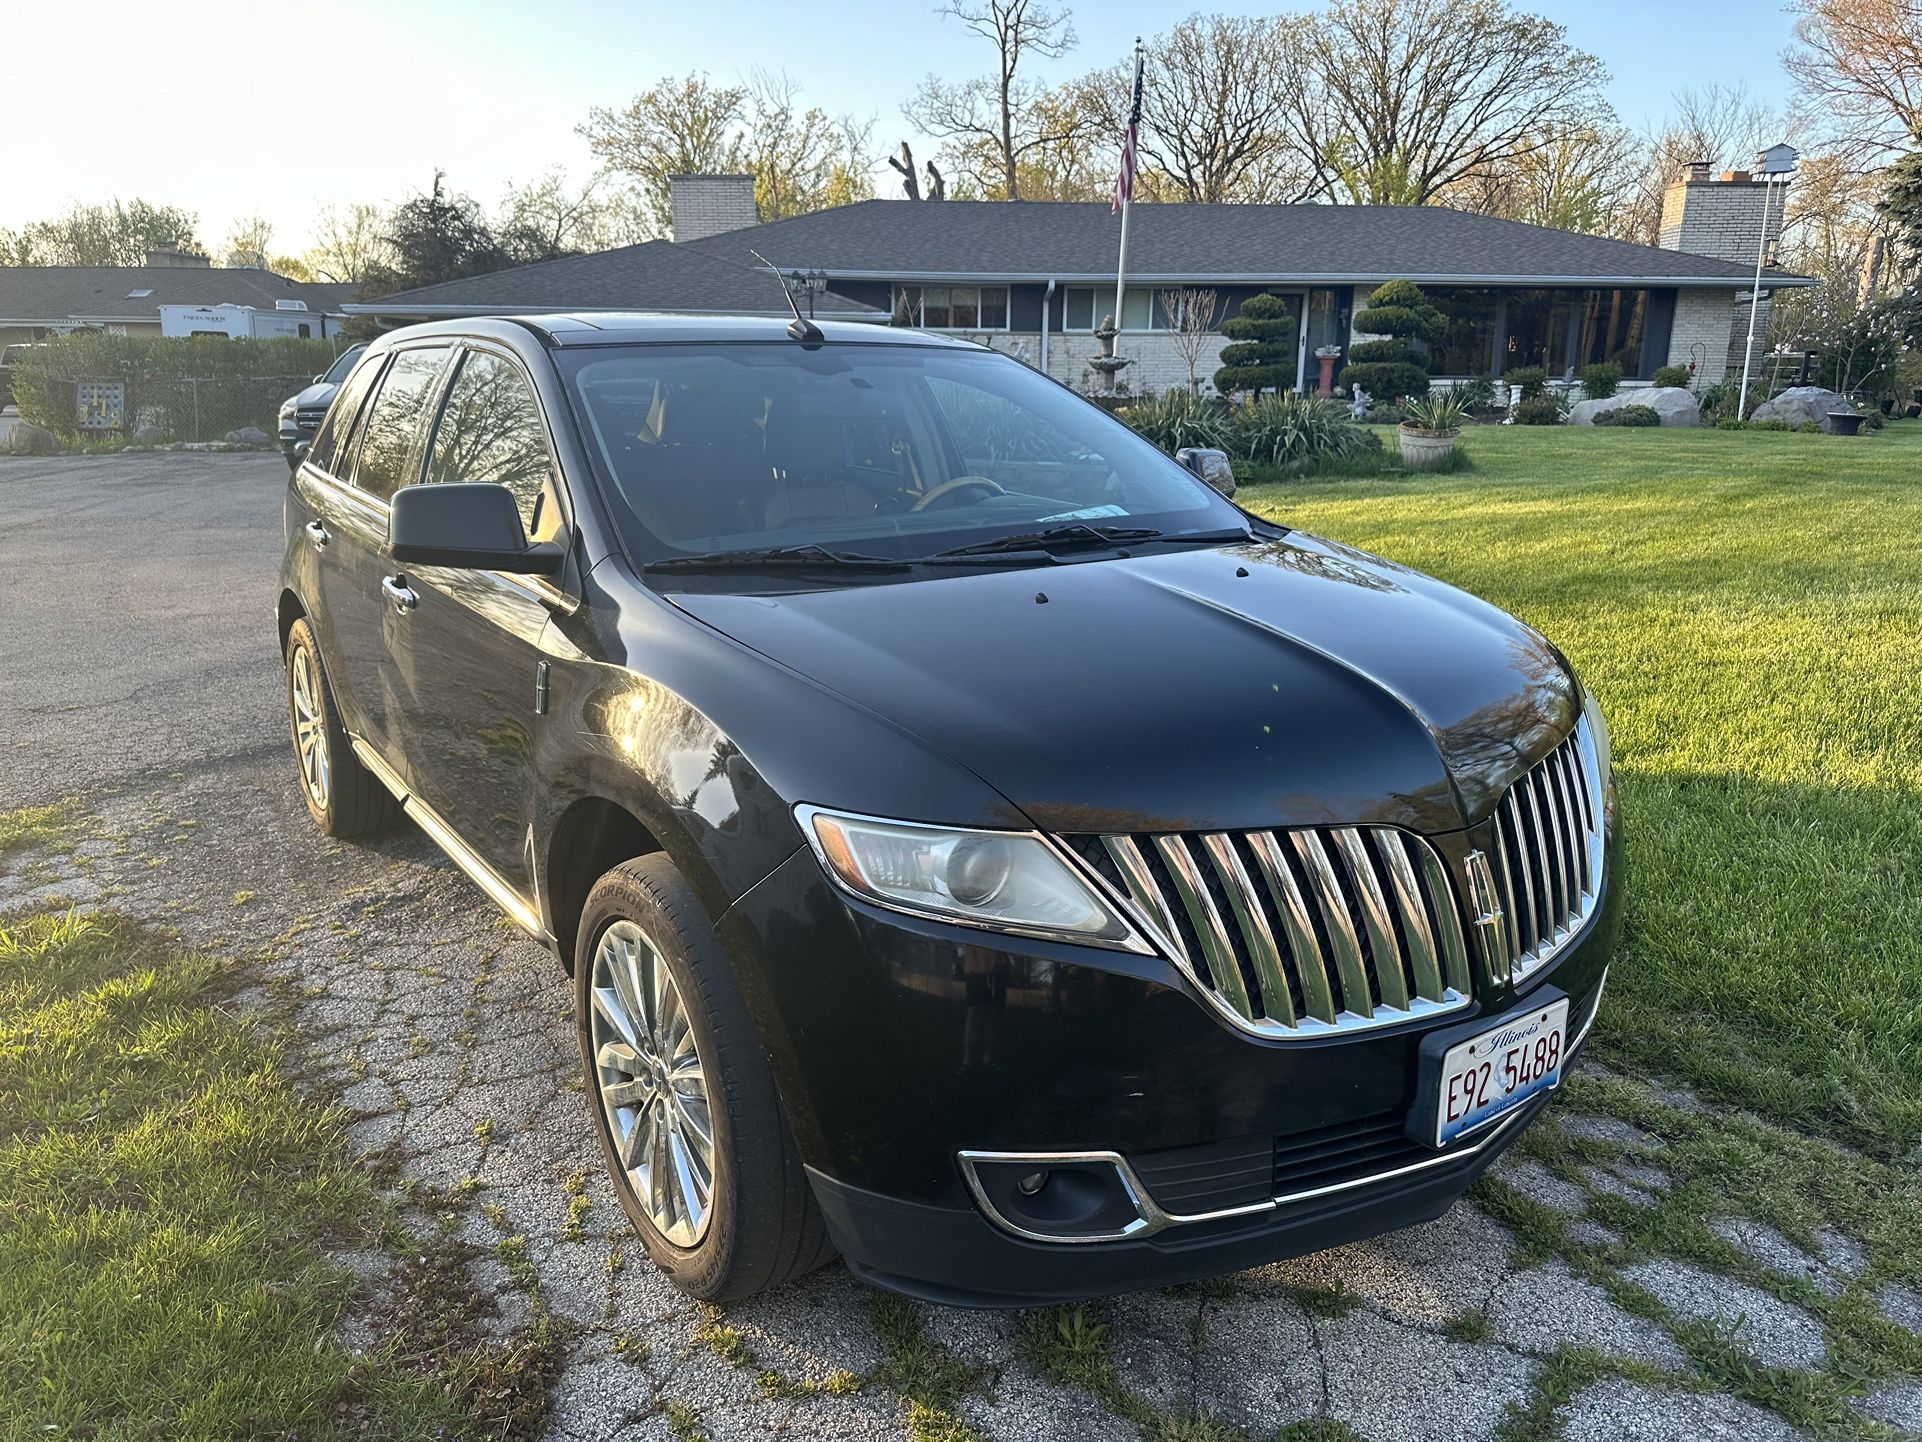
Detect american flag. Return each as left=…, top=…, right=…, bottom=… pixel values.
left=1112, top=47, right=1144, bottom=215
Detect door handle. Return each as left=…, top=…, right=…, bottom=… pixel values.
left=305, top=520, right=331, bottom=549
left=381, top=575, right=418, bottom=615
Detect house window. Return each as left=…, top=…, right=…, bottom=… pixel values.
left=1060, top=286, right=1217, bottom=332
left=891, top=285, right=1010, bottom=330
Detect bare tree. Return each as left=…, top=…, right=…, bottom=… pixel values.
left=1447, top=123, right=1640, bottom=235
left=220, top=213, right=274, bottom=268
left=0, top=198, right=200, bottom=267
left=889, top=141, right=925, bottom=199
left=1075, top=17, right=1316, bottom=203
left=1785, top=0, right=1922, bottom=164
left=496, top=170, right=650, bottom=262
left=1617, top=83, right=1783, bottom=243
left=305, top=203, right=394, bottom=284
left=739, top=71, right=876, bottom=220
left=1160, top=288, right=1219, bottom=393
left=904, top=0, right=1079, bottom=200
left=1282, top=0, right=1609, bottom=205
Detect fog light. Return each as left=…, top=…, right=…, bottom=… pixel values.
left=1016, top=1170, right=1049, bottom=1196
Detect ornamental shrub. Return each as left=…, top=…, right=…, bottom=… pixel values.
left=1212, top=294, right=1298, bottom=399
left=1453, top=374, right=1498, bottom=412
left=1715, top=416, right=1749, bottom=429
left=1232, top=393, right=1378, bottom=467
left=1593, top=404, right=1660, bottom=427
left=1503, top=366, right=1548, bottom=400
left=1514, top=394, right=1564, bottom=425
left=1750, top=418, right=1792, bottom=431
left=1337, top=279, right=1444, bottom=401
left=1580, top=361, right=1622, bottom=399
left=1121, top=388, right=1233, bottom=454
left=1652, top=364, right=1692, bottom=389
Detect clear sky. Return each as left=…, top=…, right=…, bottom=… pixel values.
left=2, top=0, right=1800, bottom=256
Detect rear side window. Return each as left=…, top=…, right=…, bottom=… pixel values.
left=307, top=354, right=386, bottom=476
left=426, top=350, right=565, bottom=542
left=352, top=348, right=449, bottom=501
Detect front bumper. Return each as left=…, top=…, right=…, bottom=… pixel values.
left=716, top=823, right=1620, bottom=1304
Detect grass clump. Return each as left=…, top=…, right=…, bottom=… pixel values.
left=0, top=909, right=496, bottom=1439
left=0, top=802, right=80, bottom=863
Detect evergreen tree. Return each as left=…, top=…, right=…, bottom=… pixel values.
left=1877, top=144, right=1922, bottom=280
left=1212, top=293, right=1298, bottom=398
left=1338, top=279, right=1446, bottom=401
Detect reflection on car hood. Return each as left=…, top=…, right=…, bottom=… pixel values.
left=668, top=533, right=1577, bottom=835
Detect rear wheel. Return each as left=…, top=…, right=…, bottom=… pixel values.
left=575, top=855, right=833, bottom=1299
left=283, top=616, right=401, bottom=837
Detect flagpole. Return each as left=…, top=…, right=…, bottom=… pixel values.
left=1112, top=38, right=1143, bottom=351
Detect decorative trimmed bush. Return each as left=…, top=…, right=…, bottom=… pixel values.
left=1337, top=279, right=1444, bottom=402
left=1580, top=362, right=1622, bottom=399
left=1504, top=366, right=1548, bottom=400
left=1593, top=404, right=1660, bottom=427
left=1212, top=294, right=1298, bottom=399
left=1652, top=365, right=1692, bottom=389
left=1514, top=394, right=1564, bottom=425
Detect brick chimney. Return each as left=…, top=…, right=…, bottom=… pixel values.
left=1657, top=167, right=1786, bottom=266
left=144, top=246, right=210, bottom=268
left=670, top=174, right=759, bottom=242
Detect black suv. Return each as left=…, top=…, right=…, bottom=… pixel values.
left=278, top=315, right=1618, bottom=1305
left=278, top=343, right=366, bottom=470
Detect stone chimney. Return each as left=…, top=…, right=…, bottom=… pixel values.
left=1657, top=167, right=1787, bottom=266
left=669, top=174, right=759, bottom=242
left=144, top=246, right=211, bottom=268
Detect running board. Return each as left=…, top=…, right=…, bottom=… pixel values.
left=351, top=738, right=553, bottom=944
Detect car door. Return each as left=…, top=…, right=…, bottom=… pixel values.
left=317, top=343, right=454, bottom=780
left=387, top=344, right=571, bottom=897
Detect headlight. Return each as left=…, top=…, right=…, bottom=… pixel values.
left=798, top=805, right=1147, bottom=951
left=278, top=399, right=297, bottom=420
left=1581, top=688, right=1617, bottom=826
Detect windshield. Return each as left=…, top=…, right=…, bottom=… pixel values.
left=321, top=345, right=365, bottom=385
left=558, top=342, right=1242, bottom=561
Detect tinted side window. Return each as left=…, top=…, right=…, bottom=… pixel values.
left=308, top=355, right=386, bottom=475
left=353, top=348, right=448, bottom=501
left=426, top=351, right=564, bottom=541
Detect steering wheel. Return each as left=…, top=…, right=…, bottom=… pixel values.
left=912, top=475, right=1005, bottom=512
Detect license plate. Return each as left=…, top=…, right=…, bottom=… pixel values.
left=1433, top=998, right=1569, bottom=1145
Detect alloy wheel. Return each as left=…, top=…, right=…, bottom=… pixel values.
left=589, top=918, right=716, bottom=1246
left=290, top=642, right=331, bottom=808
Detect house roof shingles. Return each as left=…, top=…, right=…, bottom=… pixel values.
left=354, top=199, right=1812, bottom=317
left=0, top=265, right=355, bottom=325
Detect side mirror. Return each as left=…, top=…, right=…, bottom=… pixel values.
left=386, top=483, right=562, bottom=575
left=1176, top=446, right=1236, bottom=498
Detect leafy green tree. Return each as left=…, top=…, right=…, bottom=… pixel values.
left=1212, top=294, right=1298, bottom=399
left=1338, top=279, right=1445, bottom=401
left=0, top=198, right=200, bottom=266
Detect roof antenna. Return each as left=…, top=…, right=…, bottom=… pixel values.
left=749, top=249, right=824, bottom=342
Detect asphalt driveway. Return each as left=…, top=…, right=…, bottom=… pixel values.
left=1, top=454, right=1912, bottom=1442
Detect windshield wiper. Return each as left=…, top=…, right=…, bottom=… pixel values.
left=924, top=522, right=1260, bottom=563
left=646, top=543, right=909, bottom=573
left=926, top=523, right=1167, bottom=560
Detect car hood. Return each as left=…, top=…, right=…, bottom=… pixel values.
left=668, top=533, right=1577, bottom=836
left=290, top=380, right=338, bottom=409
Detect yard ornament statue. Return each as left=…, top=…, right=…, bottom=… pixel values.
left=1088, top=314, right=1132, bottom=396
left=1349, top=384, right=1371, bottom=421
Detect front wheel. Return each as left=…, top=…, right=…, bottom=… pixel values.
left=575, top=855, right=833, bottom=1299
left=283, top=616, right=401, bottom=837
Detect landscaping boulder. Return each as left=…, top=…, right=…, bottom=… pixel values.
left=1568, top=387, right=1700, bottom=427
left=4, top=422, right=61, bottom=456
left=1752, top=386, right=1856, bottom=432
left=224, top=426, right=270, bottom=445
left=132, top=423, right=165, bottom=443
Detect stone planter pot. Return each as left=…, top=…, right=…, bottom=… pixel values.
left=1827, top=411, right=1865, bottom=436
left=1398, top=425, right=1459, bottom=466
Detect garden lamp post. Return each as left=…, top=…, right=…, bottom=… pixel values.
left=1738, top=143, right=1797, bottom=418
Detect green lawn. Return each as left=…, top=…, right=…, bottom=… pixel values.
left=1239, top=423, right=1922, bottom=1161
left=0, top=908, right=560, bottom=1440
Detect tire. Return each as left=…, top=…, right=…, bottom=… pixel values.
left=575, top=855, right=834, bottom=1300
left=283, top=616, right=402, bottom=838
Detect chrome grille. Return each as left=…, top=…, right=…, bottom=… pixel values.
left=1482, top=719, right=1605, bottom=984
left=1077, top=826, right=1473, bottom=1038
